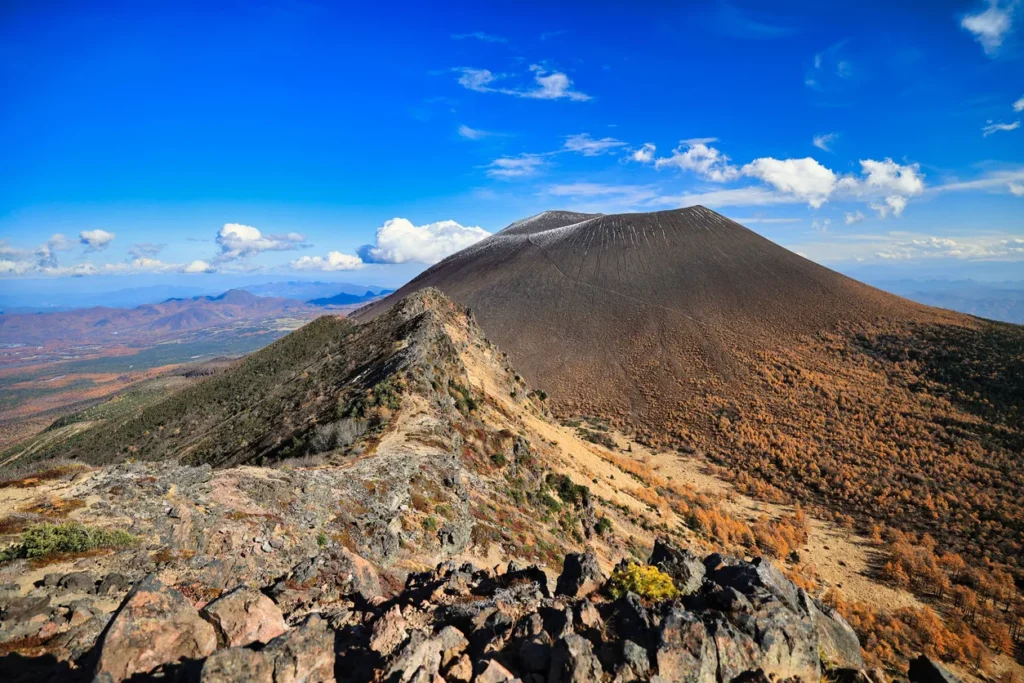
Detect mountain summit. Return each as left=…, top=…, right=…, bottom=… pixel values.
left=356, top=206, right=933, bottom=419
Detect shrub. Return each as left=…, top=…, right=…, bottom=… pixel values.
left=1, top=522, right=137, bottom=562
left=607, top=562, right=679, bottom=601
left=594, top=516, right=613, bottom=535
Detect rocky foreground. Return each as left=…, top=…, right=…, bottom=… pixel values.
left=0, top=538, right=958, bottom=683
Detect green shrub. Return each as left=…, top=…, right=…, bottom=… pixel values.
left=594, top=516, right=613, bottom=535
left=606, top=562, right=678, bottom=601
left=1, top=522, right=137, bottom=562
left=316, top=531, right=328, bottom=547
left=422, top=516, right=439, bottom=533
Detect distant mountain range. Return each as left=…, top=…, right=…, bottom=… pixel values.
left=0, top=289, right=320, bottom=346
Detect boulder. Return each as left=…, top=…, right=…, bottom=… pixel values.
left=94, top=574, right=217, bottom=682
left=201, top=585, right=288, bottom=647
left=549, top=633, right=606, bottom=683
left=478, top=658, right=519, bottom=682
left=201, top=613, right=335, bottom=683
left=617, top=640, right=650, bottom=682
left=1, top=594, right=51, bottom=621
left=370, top=605, right=408, bottom=656
left=555, top=552, right=605, bottom=599
left=805, top=595, right=864, bottom=670
left=908, top=655, right=960, bottom=683
left=649, top=539, right=706, bottom=596
left=655, top=605, right=717, bottom=683
left=95, top=573, right=131, bottom=596
left=57, top=572, right=95, bottom=593
left=384, top=625, right=468, bottom=682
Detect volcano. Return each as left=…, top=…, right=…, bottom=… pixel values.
left=356, top=207, right=939, bottom=420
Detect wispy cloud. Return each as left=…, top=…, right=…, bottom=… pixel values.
left=982, top=119, right=1020, bottom=135
left=563, top=133, right=627, bottom=156
left=845, top=211, right=866, bottom=225
left=80, top=229, right=115, bottom=252
left=451, top=32, right=507, bottom=43
left=1015, top=94, right=1024, bottom=112
left=458, top=124, right=497, bottom=140
left=812, top=132, right=838, bottom=152
left=710, top=3, right=797, bottom=39
left=629, top=143, right=657, bottom=163
left=960, top=0, right=1016, bottom=57
left=486, top=155, right=545, bottom=179
left=454, top=65, right=590, bottom=101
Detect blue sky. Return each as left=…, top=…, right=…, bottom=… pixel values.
left=1, top=0, right=1022, bottom=293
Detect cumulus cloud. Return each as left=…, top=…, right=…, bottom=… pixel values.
left=215, top=223, right=307, bottom=262
left=960, top=0, right=1015, bottom=56
left=291, top=251, right=364, bottom=271
left=182, top=260, right=216, bottom=274
left=629, top=143, right=656, bottom=163
left=1015, top=95, right=1024, bottom=112
left=655, top=142, right=740, bottom=182
left=564, top=133, right=627, bottom=156
left=859, top=158, right=925, bottom=196
left=486, top=155, right=544, bottom=179
left=982, top=119, right=1020, bottom=136
left=812, top=132, right=838, bottom=152
left=79, top=229, right=115, bottom=251
left=359, top=218, right=491, bottom=265
left=741, top=157, right=837, bottom=208
left=845, top=211, right=865, bottom=225
left=454, top=65, right=590, bottom=101
left=35, top=234, right=74, bottom=268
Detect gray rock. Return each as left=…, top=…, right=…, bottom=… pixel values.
left=1, top=594, right=51, bottom=621
left=648, top=539, right=705, bottom=596
left=555, top=552, right=605, bottom=598
left=908, top=655, right=960, bottom=683
left=549, top=633, right=606, bottom=683
left=617, top=640, right=650, bottom=682
left=95, top=573, right=131, bottom=596
left=57, top=571, right=95, bottom=593
left=804, top=593, right=864, bottom=670
left=655, top=605, right=716, bottom=683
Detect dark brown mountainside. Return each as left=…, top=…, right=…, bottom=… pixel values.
left=356, top=208, right=1024, bottom=570
left=356, top=207, right=935, bottom=419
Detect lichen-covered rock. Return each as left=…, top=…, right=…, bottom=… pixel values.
left=200, top=585, right=288, bottom=647
left=648, top=538, right=705, bottom=596
left=201, top=613, right=335, bottom=683
left=549, top=633, right=606, bottom=683
left=94, top=574, right=217, bottom=682
left=805, top=594, right=864, bottom=671
left=655, top=605, right=717, bottom=683
left=555, top=552, right=605, bottom=598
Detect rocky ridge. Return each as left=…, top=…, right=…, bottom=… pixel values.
left=1, top=538, right=958, bottom=683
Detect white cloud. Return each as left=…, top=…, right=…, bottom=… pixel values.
left=655, top=142, right=740, bottom=182
left=982, top=119, right=1020, bottom=136
left=486, top=155, right=544, bottom=179
left=563, top=133, right=627, bottom=156
left=629, top=143, right=656, bottom=163
left=1009, top=181, right=1024, bottom=195
left=458, top=124, right=491, bottom=140
left=290, top=251, right=364, bottom=271
left=931, top=166, right=1024, bottom=193
left=1014, top=95, right=1024, bottom=112
left=740, top=157, right=837, bottom=208
left=128, top=242, right=165, bottom=258
left=653, top=186, right=809, bottom=209
left=451, top=32, right=506, bottom=43
left=35, top=233, right=74, bottom=268
left=859, top=158, right=925, bottom=196
left=813, top=132, right=838, bottom=152
left=790, top=231, right=1024, bottom=264
left=182, top=260, right=216, bottom=274
left=812, top=218, right=832, bottom=232
left=215, top=223, right=307, bottom=261
left=679, top=137, right=719, bottom=145
left=845, top=211, right=865, bottom=225
left=960, top=0, right=1015, bottom=56
left=79, top=229, right=115, bottom=251
left=359, top=218, right=491, bottom=265
left=455, top=65, right=590, bottom=101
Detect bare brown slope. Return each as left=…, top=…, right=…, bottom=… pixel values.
left=357, top=206, right=944, bottom=419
